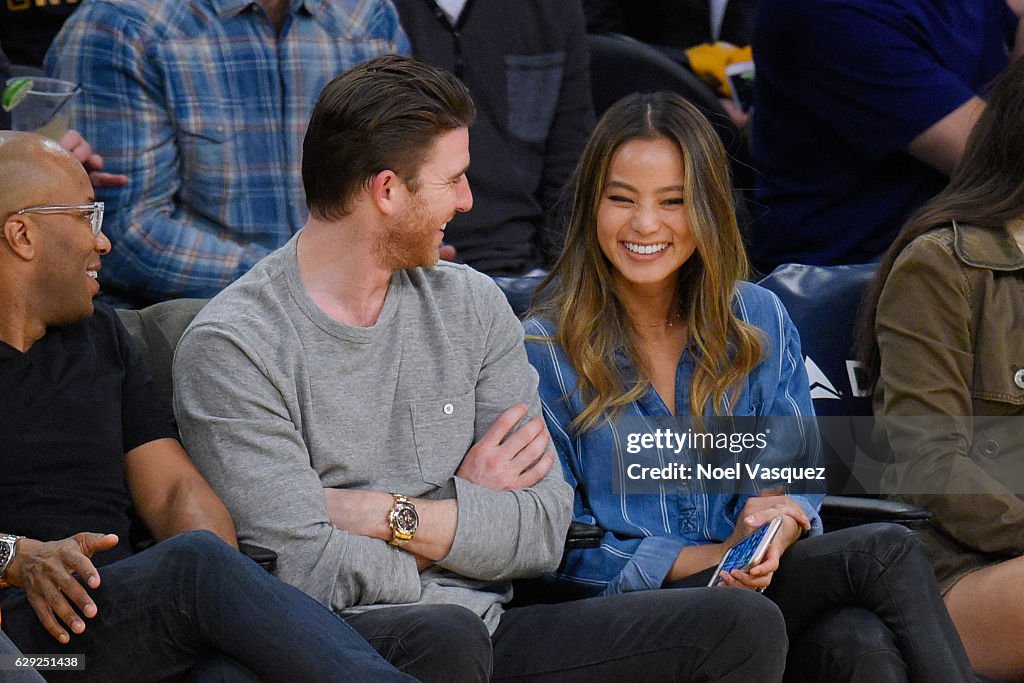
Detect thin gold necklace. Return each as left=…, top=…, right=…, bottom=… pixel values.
left=632, top=312, right=683, bottom=328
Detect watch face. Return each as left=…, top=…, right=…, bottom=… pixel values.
left=394, top=505, right=419, bottom=534
left=0, top=539, right=12, bottom=568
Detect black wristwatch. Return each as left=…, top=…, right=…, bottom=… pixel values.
left=387, top=494, right=419, bottom=547
left=0, top=533, right=24, bottom=588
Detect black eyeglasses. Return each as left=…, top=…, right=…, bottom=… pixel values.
left=10, top=202, right=105, bottom=237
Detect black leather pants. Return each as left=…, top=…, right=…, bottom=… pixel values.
left=769, top=523, right=973, bottom=683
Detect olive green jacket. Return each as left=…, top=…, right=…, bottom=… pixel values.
left=874, top=222, right=1024, bottom=560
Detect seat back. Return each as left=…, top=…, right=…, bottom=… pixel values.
left=116, top=298, right=208, bottom=412
left=120, top=267, right=875, bottom=417
left=757, top=263, right=876, bottom=417
left=115, top=274, right=548, bottom=410
left=587, top=33, right=727, bottom=123
left=758, top=262, right=879, bottom=496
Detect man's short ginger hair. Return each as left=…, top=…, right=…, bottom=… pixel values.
left=302, top=55, right=475, bottom=220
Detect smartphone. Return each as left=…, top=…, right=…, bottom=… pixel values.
left=725, top=60, right=756, bottom=114
left=708, top=515, right=783, bottom=587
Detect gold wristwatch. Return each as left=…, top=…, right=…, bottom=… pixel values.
left=387, top=494, right=419, bottom=547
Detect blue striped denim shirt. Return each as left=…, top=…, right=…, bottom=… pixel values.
left=46, top=0, right=409, bottom=302
left=524, top=281, right=823, bottom=596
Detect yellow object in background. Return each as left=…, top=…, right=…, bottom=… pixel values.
left=684, top=42, right=753, bottom=97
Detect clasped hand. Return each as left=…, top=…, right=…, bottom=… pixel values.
left=456, top=403, right=554, bottom=490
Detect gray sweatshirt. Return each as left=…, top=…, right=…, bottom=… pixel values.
left=173, top=234, right=572, bottom=632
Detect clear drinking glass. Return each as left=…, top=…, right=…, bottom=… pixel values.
left=6, top=77, right=80, bottom=141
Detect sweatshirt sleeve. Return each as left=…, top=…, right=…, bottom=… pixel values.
left=173, top=320, right=423, bottom=611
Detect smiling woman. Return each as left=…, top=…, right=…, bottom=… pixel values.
left=597, top=137, right=697, bottom=295
left=524, top=92, right=975, bottom=682
left=530, top=91, right=759, bottom=430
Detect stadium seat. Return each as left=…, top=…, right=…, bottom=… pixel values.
left=758, top=263, right=932, bottom=531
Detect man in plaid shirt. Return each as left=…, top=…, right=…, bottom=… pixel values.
left=46, top=0, right=410, bottom=306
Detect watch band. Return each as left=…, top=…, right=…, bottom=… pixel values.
left=387, top=493, right=418, bottom=547
left=0, top=533, right=24, bottom=589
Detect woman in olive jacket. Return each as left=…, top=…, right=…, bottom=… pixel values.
left=859, top=58, right=1024, bottom=681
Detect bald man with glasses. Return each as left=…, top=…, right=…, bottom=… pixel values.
left=0, top=131, right=410, bottom=682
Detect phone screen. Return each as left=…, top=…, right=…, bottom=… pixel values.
left=708, top=515, right=782, bottom=587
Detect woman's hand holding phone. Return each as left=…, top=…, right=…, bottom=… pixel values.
left=717, top=491, right=812, bottom=592
left=725, top=516, right=801, bottom=587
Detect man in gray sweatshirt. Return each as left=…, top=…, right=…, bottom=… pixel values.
left=174, top=54, right=788, bottom=683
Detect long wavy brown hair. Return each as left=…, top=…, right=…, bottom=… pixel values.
left=856, top=57, right=1024, bottom=384
left=530, top=92, right=763, bottom=433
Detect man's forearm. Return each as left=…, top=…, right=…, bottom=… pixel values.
left=400, top=498, right=456, bottom=561
left=323, top=488, right=456, bottom=561
left=437, top=474, right=571, bottom=580
left=126, top=439, right=239, bottom=549
left=324, top=482, right=570, bottom=578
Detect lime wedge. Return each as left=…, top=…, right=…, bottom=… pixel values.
left=2, top=77, right=34, bottom=112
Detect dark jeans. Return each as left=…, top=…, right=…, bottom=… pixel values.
left=767, top=523, right=973, bottom=683
left=345, top=586, right=788, bottom=682
left=0, top=531, right=411, bottom=683
left=0, top=629, right=45, bottom=683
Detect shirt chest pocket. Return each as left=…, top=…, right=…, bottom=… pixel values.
left=505, top=52, right=565, bottom=144
left=175, top=104, right=234, bottom=178
left=410, top=389, right=477, bottom=487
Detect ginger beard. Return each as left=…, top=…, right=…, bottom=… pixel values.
left=375, top=187, right=447, bottom=271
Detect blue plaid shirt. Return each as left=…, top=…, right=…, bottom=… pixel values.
left=525, top=282, right=823, bottom=597
left=46, top=0, right=409, bottom=303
